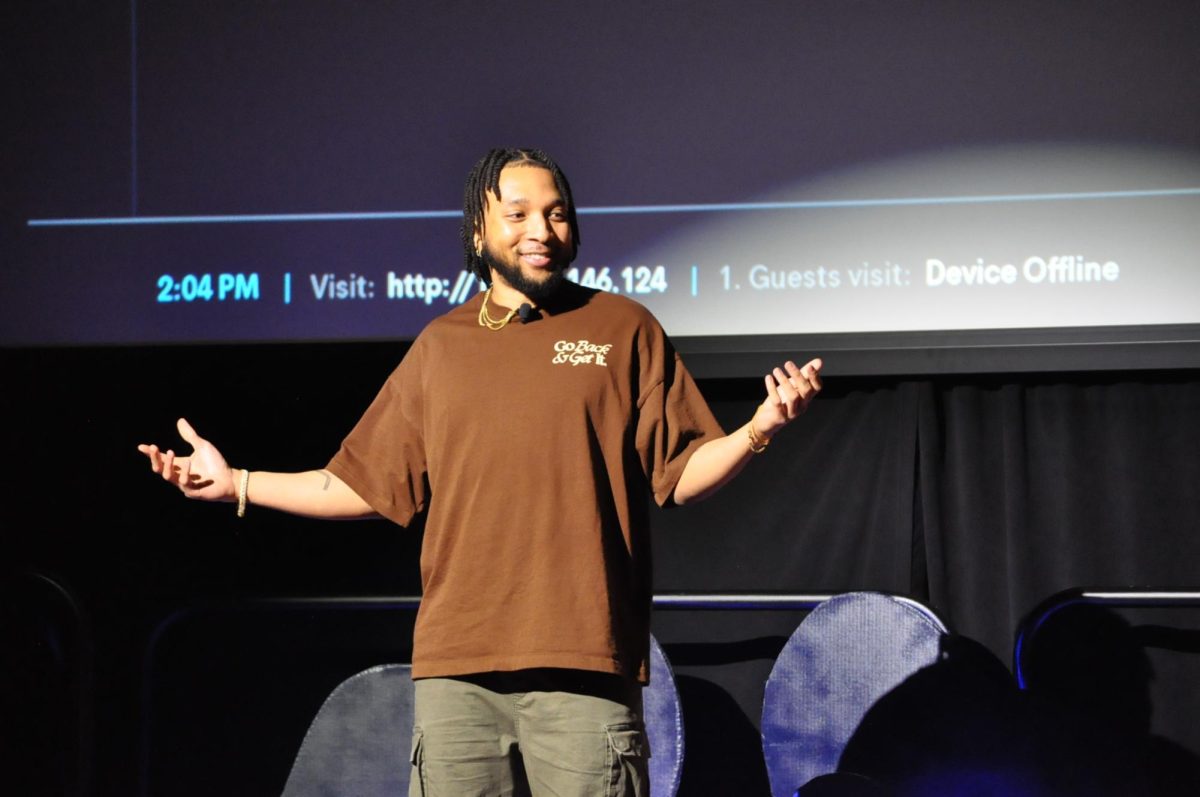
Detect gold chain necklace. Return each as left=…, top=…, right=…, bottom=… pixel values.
left=478, top=286, right=520, bottom=331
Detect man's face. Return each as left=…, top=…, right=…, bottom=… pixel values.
left=475, top=164, right=574, bottom=303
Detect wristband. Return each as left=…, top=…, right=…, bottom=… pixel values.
left=747, top=423, right=769, bottom=454
left=237, top=469, right=250, bottom=518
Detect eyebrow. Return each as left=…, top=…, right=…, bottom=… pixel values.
left=499, top=197, right=565, bottom=207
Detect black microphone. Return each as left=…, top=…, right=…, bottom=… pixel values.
left=517, top=303, right=533, bottom=323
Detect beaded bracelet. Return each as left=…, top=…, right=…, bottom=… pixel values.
left=237, top=468, right=250, bottom=518
left=747, top=423, right=770, bottom=454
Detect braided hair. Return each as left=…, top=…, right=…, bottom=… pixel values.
left=461, top=148, right=581, bottom=285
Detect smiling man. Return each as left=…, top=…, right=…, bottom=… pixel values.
left=470, top=155, right=575, bottom=306
left=140, top=148, right=822, bottom=796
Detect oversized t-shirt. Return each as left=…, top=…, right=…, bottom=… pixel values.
left=326, top=283, right=723, bottom=683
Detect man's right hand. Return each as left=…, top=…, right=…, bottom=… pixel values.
left=137, top=418, right=379, bottom=519
left=138, top=417, right=236, bottom=502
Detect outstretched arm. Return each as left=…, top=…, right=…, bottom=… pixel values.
left=138, top=418, right=378, bottom=520
left=672, top=358, right=822, bottom=505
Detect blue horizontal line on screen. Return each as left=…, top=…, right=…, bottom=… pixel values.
left=26, top=187, right=1200, bottom=227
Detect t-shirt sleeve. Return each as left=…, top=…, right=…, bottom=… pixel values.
left=635, top=332, right=725, bottom=507
left=325, top=343, right=428, bottom=526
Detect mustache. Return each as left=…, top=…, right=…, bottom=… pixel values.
left=484, top=244, right=571, bottom=270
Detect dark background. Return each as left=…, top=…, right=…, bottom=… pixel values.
left=4, top=345, right=1199, bottom=795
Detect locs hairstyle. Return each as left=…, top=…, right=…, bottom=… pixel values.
left=461, top=148, right=581, bottom=285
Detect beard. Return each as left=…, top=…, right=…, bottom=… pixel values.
left=482, top=244, right=568, bottom=305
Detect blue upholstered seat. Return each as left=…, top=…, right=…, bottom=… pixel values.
left=760, top=592, right=948, bottom=797
left=281, top=663, right=415, bottom=797
left=645, top=633, right=685, bottom=796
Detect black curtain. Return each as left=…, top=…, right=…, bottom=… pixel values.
left=655, top=378, right=921, bottom=598
left=918, top=375, right=1200, bottom=658
left=655, top=371, right=1200, bottom=662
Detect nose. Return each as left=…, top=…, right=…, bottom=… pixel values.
left=525, top=213, right=553, bottom=242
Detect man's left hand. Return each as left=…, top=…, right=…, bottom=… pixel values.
left=753, top=357, right=823, bottom=440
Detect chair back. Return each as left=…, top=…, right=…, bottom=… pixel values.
left=645, top=634, right=685, bottom=796
left=761, top=592, right=947, bottom=797
left=281, top=664, right=414, bottom=797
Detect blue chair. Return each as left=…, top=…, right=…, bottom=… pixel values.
left=281, top=664, right=414, bottom=797
left=281, top=635, right=684, bottom=796
left=645, top=633, right=685, bottom=796
left=761, top=592, right=947, bottom=797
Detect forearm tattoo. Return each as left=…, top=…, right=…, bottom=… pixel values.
left=318, top=470, right=332, bottom=491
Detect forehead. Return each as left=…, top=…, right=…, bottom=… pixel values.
left=488, top=164, right=563, bottom=208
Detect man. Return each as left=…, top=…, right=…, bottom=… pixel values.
left=139, top=148, right=822, bottom=796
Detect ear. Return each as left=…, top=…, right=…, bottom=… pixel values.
left=472, top=223, right=484, bottom=256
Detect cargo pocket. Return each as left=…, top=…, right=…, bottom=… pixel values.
left=408, top=728, right=425, bottom=797
left=604, top=722, right=650, bottom=797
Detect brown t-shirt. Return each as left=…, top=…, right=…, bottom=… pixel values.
left=327, top=283, right=723, bottom=682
